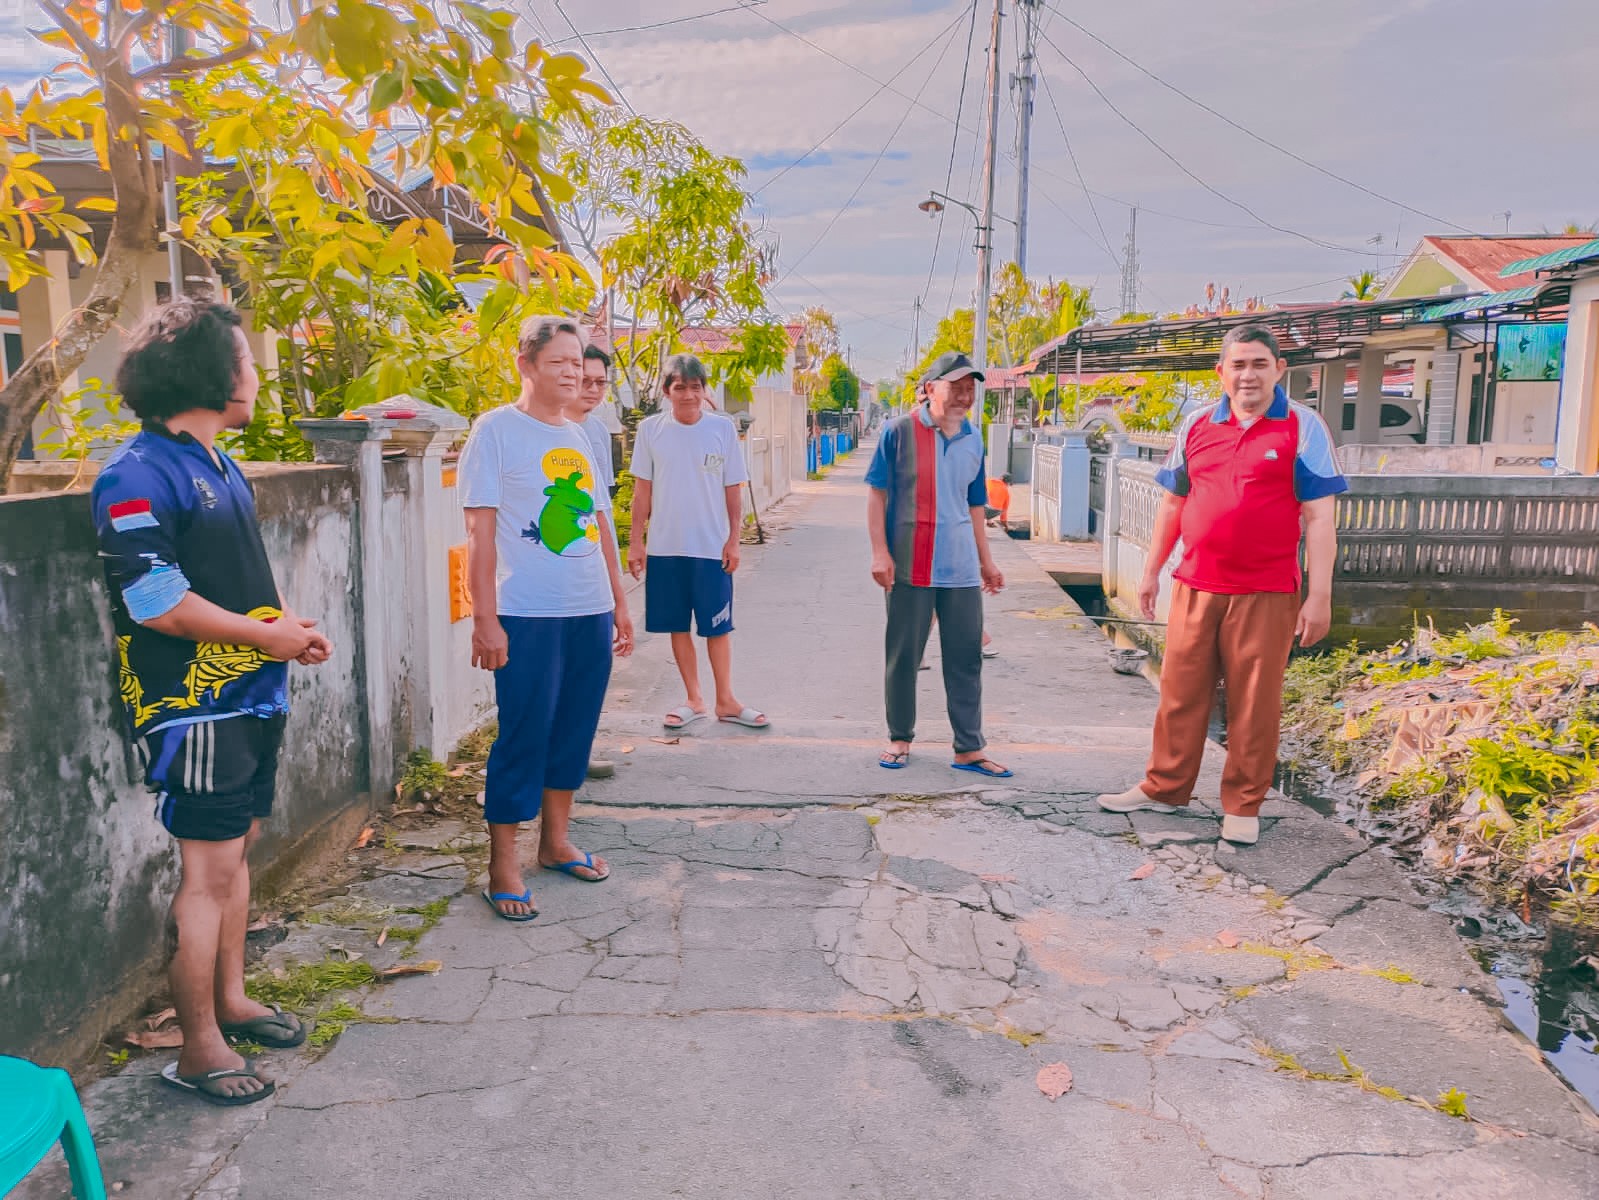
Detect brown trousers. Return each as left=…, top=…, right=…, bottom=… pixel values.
left=1142, top=582, right=1299, bottom=817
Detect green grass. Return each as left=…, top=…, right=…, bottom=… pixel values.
left=246, top=958, right=378, bottom=1013
left=388, top=896, right=452, bottom=953
left=307, top=1001, right=367, bottom=1047
left=1256, top=1041, right=1472, bottom=1119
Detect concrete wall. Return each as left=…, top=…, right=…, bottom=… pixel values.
left=1336, top=442, right=1556, bottom=475
left=1386, top=256, right=1465, bottom=300
left=741, top=387, right=806, bottom=515
left=0, top=466, right=367, bottom=1062
left=1493, top=381, right=1559, bottom=445
left=0, top=411, right=496, bottom=1063
left=1102, top=458, right=1599, bottom=646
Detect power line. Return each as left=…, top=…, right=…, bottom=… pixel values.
left=919, top=1, right=981, bottom=310
left=780, top=269, right=912, bottom=333
left=777, top=13, right=964, bottom=284
left=743, top=7, right=966, bottom=133
left=753, top=6, right=971, bottom=196
left=1036, top=27, right=1366, bottom=257
left=550, top=0, right=637, bottom=115
left=1041, top=6, right=1475, bottom=234
left=1034, top=60, right=1117, bottom=267
left=549, top=2, right=765, bottom=45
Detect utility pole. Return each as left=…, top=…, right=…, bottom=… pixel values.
left=1012, top=0, right=1041, bottom=273
left=1119, top=205, right=1139, bottom=317
left=976, top=0, right=1005, bottom=477
left=164, top=22, right=189, bottom=296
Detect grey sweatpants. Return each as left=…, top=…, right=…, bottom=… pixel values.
left=884, top=583, right=985, bottom=754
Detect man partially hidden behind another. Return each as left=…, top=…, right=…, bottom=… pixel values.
left=1098, top=326, right=1347, bottom=845
left=866, top=351, right=1008, bottom=778
left=92, top=298, right=333, bottom=1105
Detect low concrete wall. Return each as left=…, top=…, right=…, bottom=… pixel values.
left=1338, top=442, right=1556, bottom=476
left=1101, top=456, right=1599, bottom=646
left=0, top=408, right=498, bottom=1063
left=0, top=467, right=367, bottom=1062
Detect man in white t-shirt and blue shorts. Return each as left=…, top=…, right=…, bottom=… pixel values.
left=459, top=316, right=635, bottom=921
left=627, top=354, right=769, bottom=730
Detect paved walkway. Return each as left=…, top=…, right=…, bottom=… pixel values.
left=28, top=446, right=1599, bottom=1198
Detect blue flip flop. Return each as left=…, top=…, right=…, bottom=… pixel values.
left=951, top=758, right=1014, bottom=779
left=482, top=889, right=538, bottom=922
left=879, top=750, right=910, bottom=770
left=542, top=851, right=610, bottom=882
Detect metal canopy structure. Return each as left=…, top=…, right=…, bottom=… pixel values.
left=1420, top=284, right=1555, bottom=322
left=1031, top=297, right=1442, bottom=375
left=1502, top=238, right=1599, bottom=278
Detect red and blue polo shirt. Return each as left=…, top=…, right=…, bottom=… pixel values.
left=1154, top=387, right=1348, bottom=595
left=865, top=404, right=988, bottom=588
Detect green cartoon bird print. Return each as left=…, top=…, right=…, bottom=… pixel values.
left=522, top=470, right=598, bottom=557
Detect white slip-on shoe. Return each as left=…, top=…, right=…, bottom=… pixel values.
left=1221, top=815, right=1260, bottom=846
left=1097, top=785, right=1185, bottom=815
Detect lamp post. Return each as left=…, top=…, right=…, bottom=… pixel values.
left=918, top=190, right=1018, bottom=472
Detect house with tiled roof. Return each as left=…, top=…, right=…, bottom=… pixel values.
left=1379, top=235, right=1596, bottom=302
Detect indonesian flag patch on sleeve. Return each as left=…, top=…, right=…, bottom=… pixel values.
left=108, top=498, right=159, bottom=532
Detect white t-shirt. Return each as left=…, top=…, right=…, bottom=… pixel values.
left=580, top=412, right=615, bottom=491
left=457, top=405, right=614, bottom=618
left=629, top=411, right=749, bottom=560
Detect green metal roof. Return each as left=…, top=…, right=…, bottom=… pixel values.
left=1420, top=285, right=1544, bottom=322
left=1500, top=238, right=1599, bottom=278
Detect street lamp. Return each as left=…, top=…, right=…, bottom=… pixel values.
left=916, top=189, right=1018, bottom=475
left=918, top=191, right=1016, bottom=226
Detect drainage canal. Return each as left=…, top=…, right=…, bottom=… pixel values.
left=1054, top=575, right=1599, bottom=1109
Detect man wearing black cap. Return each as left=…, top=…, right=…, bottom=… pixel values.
left=864, top=352, right=1009, bottom=778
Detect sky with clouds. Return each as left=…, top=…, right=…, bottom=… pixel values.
left=5, top=1, right=1597, bottom=379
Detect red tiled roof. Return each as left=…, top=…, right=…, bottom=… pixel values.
left=1423, top=235, right=1594, bottom=291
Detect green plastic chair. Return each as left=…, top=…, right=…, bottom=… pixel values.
left=0, top=1056, right=108, bottom=1199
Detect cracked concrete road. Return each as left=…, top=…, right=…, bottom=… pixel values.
left=27, top=447, right=1599, bottom=1199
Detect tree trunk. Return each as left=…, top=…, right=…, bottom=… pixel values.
left=0, top=59, right=156, bottom=492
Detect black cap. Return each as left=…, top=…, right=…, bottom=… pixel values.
left=920, top=351, right=984, bottom=385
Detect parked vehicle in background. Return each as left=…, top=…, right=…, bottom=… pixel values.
left=1340, top=390, right=1424, bottom=444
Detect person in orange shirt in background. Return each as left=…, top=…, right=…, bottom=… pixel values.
left=985, top=473, right=1012, bottom=529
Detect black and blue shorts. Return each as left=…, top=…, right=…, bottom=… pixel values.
left=644, top=554, right=735, bottom=638
left=138, top=714, right=287, bottom=843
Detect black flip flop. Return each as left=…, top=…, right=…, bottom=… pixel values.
left=160, top=1061, right=276, bottom=1107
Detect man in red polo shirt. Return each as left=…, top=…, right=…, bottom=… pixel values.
left=1098, top=326, right=1347, bottom=845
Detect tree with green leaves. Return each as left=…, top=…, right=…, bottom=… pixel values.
left=0, top=0, right=605, bottom=485
left=552, top=109, right=785, bottom=414
left=1342, top=271, right=1384, bottom=301
left=814, top=354, right=859, bottom=412
left=793, top=305, right=839, bottom=406
left=989, top=262, right=1097, bottom=367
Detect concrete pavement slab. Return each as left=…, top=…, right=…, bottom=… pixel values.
left=38, top=444, right=1599, bottom=1199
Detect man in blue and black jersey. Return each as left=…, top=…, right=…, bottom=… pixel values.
left=92, top=297, right=332, bottom=1106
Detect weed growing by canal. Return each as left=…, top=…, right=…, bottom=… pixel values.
left=1281, top=613, right=1599, bottom=920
